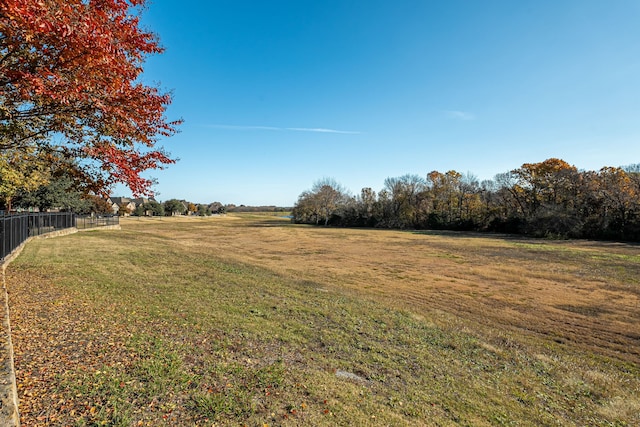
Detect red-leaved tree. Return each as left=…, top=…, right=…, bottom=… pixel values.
left=0, top=0, right=180, bottom=196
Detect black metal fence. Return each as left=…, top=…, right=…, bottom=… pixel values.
left=75, top=215, right=120, bottom=230
left=1, top=213, right=119, bottom=261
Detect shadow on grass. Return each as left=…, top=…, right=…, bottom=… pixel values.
left=243, top=218, right=296, bottom=228
left=241, top=216, right=640, bottom=249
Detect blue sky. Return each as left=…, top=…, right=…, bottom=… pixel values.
left=126, top=0, right=640, bottom=206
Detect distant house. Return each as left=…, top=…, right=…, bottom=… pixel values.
left=108, top=197, right=136, bottom=216
left=132, top=197, right=151, bottom=206
left=107, top=197, right=122, bottom=214
left=179, top=200, right=190, bottom=215
left=208, top=202, right=225, bottom=214
left=107, top=196, right=162, bottom=216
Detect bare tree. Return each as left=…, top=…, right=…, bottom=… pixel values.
left=292, top=178, right=351, bottom=225
left=383, top=174, right=425, bottom=228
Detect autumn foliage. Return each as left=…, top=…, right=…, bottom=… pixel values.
left=0, top=0, right=179, bottom=196
left=293, top=158, right=640, bottom=241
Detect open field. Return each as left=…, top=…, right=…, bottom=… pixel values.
left=7, top=214, right=640, bottom=426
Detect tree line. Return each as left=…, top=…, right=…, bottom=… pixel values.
left=128, top=199, right=227, bottom=217
left=2, top=163, right=293, bottom=216
left=292, top=159, right=640, bottom=241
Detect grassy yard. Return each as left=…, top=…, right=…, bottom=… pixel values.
left=7, top=214, right=640, bottom=426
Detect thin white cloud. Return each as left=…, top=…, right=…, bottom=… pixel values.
left=207, top=124, right=361, bottom=134
left=286, top=127, right=361, bottom=135
left=444, top=110, right=476, bottom=121
left=206, top=124, right=281, bottom=131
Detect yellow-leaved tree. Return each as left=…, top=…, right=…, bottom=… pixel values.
left=0, top=147, right=50, bottom=211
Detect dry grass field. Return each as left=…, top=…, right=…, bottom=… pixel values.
left=7, top=214, right=640, bottom=426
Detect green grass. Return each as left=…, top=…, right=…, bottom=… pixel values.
left=9, top=216, right=640, bottom=426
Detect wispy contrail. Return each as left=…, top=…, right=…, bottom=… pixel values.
left=207, top=124, right=361, bottom=134
left=206, top=124, right=281, bottom=131
left=286, top=127, right=361, bottom=135
left=443, top=110, right=476, bottom=121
